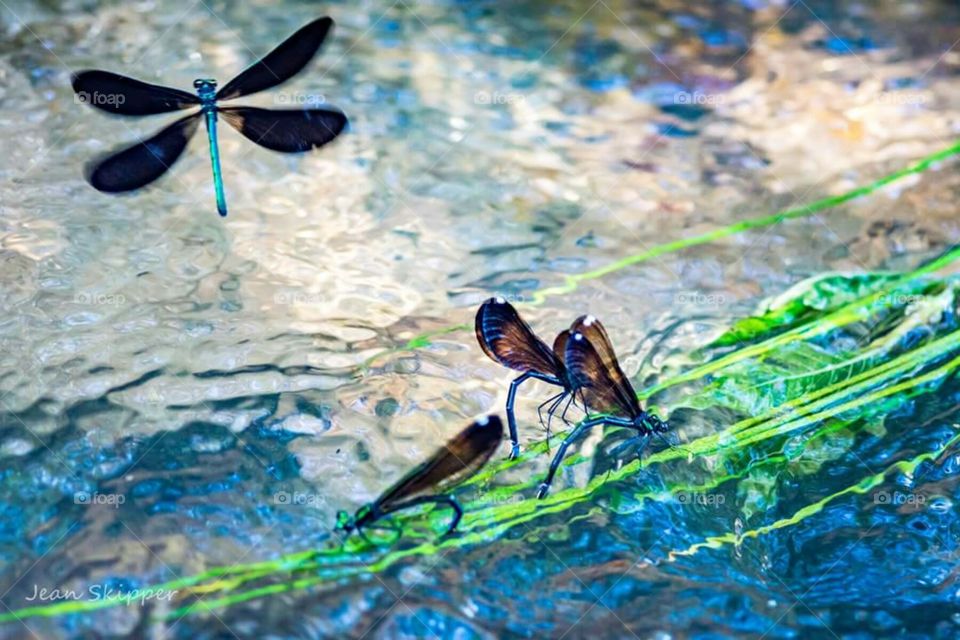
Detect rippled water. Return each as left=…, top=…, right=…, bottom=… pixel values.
left=3, top=0, right=960, bottom=638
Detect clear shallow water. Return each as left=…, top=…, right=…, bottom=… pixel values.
left=2, top=0, right=960, bottom=638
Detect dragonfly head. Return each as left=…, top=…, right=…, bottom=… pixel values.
left=193, top=78, right=218, bottom=101
left=641, top=413, right=669, bottom=434
left=334, top=509, right=356, bottom=534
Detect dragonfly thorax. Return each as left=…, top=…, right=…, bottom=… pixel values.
left=193, top=78, right=218, bottom=102
left=636, top=412, right=669, bottom=434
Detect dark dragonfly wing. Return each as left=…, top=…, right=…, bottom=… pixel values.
left=376, top=416, right=503, bottom=512
left=85, top=112, right=201, bottom=192
left=475, top=298, right=565, bottom=378
left=570, top=315, right=621, bottom=370
left=565, top=315, right=642, bottom=418
left=216, top=17, right=334, bottom=101
left=552, top=330, right=571, bottom=372
left=72, top=70, right=200, bottom=116
left=218, top=107, right=347, bottom=152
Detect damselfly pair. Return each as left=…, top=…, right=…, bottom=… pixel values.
left=72, top=17, right=347, bottom=216
left=476, top=297, right=669, bottom=498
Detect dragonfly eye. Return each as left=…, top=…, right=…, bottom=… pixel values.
left=192, top=78, right=218, bottom=92
left=334, top=510, right=354, bottom=532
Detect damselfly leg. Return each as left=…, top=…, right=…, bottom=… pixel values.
left=384, top=495, right=464, bottom=537
left=505, top=371, right=564, bottom=459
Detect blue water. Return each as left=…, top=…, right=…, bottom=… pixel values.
left=2, top=0, right=960, bottom=638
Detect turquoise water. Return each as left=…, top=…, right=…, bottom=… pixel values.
left=2, top=0, right=960, bottom=637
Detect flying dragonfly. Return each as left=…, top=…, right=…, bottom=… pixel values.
left=475, top=298, right=583, bottom=459
left=71, top=16, right=348, bottom=217
left=335, top=415, right=503, bottom=543
left=536, top=315, right=669, bottom=499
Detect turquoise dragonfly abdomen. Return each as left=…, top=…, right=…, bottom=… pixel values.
left=72, top=17, right=347, bottom=217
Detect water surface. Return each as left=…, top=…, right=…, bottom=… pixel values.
left=2, top=0, right=960, bottom=637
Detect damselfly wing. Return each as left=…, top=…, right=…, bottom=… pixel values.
left=72, top=70, right=200, bottom=115
left=217, top=107, right=346, bottom=152
left=214, top=16, right=334, bottom=101
left=475, top=298, right=576, bottom=458
left=564, top=315, right=643, bottom=419
left=84, top=113, right=201, bottom=192
left=336, top=415, right=504, bottom=541
left=375, top=415, right=504, bottom=511
left=475, top=297, right=565, bottom=378
left=551, top=329, right=571, bottom=376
